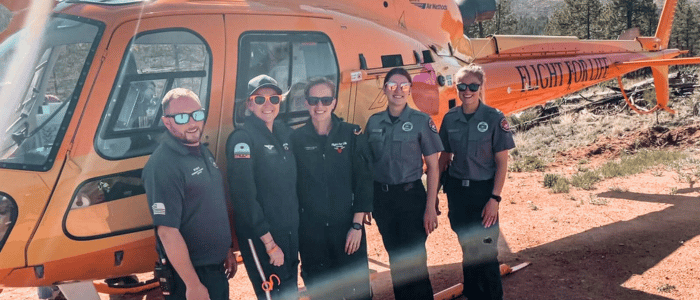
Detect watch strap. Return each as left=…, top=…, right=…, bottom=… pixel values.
left=491, top=194, right=502, bottom=202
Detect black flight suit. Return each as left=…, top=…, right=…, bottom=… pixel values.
left=291, top=114, right=373, bottom=300
left=226, top=115, right=299, bottom=300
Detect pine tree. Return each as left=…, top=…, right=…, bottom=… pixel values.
left=544, top=0, right=604, bottom=39
left=465, top=0, right=518, bottom=37
left=671, top=0, right=700, bottom=56
left=606, top=0, right=659, bottom=36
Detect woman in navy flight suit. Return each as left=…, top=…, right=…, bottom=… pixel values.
left=227, top=75, right=299, bottom=299
left=291, top=77, right=373, bottom=300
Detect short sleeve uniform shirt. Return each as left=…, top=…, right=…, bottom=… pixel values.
left=365, top=106, right=443, bottom=184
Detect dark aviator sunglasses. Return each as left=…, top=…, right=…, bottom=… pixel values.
left=456, top=83, right=481, bottom=92
left=165, top=109, right=206, bottom=125
left=306, top=96, right=334, bottom=106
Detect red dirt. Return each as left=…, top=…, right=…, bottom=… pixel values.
left=2, top=124, right=699, bottom=300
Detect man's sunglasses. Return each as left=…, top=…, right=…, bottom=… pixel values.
left=385, top=82, right=411, bottom=92
left=306, top=96, right=334, bottom=106
left=165, top=109, right=206, bottom=125
left=249, top=95, right=281, bottom=105
left=456, top=83, right=481, bottom=92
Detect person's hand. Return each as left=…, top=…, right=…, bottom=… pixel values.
left=435, top=196, right=441, bottom=216
left=482, top=198, right=499, bottom=228
left=345, top=227, right=363, bottom=255
left=266, top=244, right=284, bottom=267
left=423, top=206, right=438, bottom=235
left=224, top=249, right=238, bottom=279
left=185, top=281, right=210, bottom=300
left=363, top=212, right=373, bottom=226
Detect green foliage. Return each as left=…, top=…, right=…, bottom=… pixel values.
left=600, top=150, right=686, bottom=178
left=571, top=170, right=601, bottom=190
left=465, top=0, right=518, bottom=37
left=657, top=284, right=676, bottom=293
left=510, top=155, right=546, bottom=172
left=544, top=173, right=570, bottom=193
left=545, top=0, right=605, bottom=39
left=671, top=0, right=700, bottom=56
left=544, top=0, right=667, bottom=41
left=588, top=194, right=608, bottom=205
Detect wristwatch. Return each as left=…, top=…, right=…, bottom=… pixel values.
left=490, top=194, right=502, bottom=202
left=352, top=222, right=363, bottom=230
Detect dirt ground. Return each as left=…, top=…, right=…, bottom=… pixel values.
left=2, top=126, right=699, bottom=300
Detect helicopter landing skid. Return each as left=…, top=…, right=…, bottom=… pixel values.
left=57, top=281, right=100, bottom=300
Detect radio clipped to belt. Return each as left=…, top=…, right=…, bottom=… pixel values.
left=154, top=228, right=175, bottom=295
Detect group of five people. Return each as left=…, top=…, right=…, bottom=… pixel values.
left=143, top=64, right=515, bottom=300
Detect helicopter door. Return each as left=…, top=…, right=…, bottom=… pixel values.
left=24, top=15, right=225, bottom=284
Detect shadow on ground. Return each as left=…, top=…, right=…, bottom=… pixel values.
left=492, top=191, right=699, bottom=300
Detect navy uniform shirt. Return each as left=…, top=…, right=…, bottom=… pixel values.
left=365, top=105, right=444, bottom=185
left=226, top=115, right=299, bottom=239
left=439, top=103, right=516, bottom=181
left=291, top=114, right=373, bottom=228
left=142, top=133, right=232, bottom=267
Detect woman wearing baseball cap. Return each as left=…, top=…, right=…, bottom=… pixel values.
left=227, top=75, right=300, bottom=299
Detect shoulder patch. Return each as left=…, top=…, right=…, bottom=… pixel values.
left=500, top=117, right=511, bottom=132
left=233, top=142, right=251, bottom=159
left=152, top=203, right=166, bottom=215
left=354, top=127, right=363, bottom=135
left=428, top=119, right=438, bottom=133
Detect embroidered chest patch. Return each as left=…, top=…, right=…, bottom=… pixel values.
left=402, top=122, right=413, bottom=132
left=331, top=141, right=347, bottom=153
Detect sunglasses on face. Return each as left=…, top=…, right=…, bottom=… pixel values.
left=306, top=96, right=334, bottom=106
left=456, top=83, right=481, bottom=92
left=165, top=109, right=206, bottom=125
left=385, top=81, right=411, bottom=92
left=249, top=94, right=281, bottom=105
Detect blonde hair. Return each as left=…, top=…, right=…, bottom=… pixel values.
left=161, top=88, right=201, bottom=114
left=455, top=64, right=486, bottom=101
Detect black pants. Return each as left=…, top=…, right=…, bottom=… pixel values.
left=373, top=180, right=434, bottom=300
left=166, top=263, right=229, bottom=300
left=445, top=176, right=503, bottom=300
left=299, top=223, right=371, bottom=300
left=238, top=230, right=299, bottom=300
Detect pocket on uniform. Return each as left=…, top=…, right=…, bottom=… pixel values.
left=393, top=133, right=419, bottom=159
left=368, top=131, right=385, bottom=158
left=468, top=133, right=492, bottom=160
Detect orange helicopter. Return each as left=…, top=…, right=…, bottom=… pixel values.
left=0, top=0, right=699, bottom=299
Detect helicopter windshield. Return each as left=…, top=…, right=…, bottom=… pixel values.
left=0, top=16, right=102, bottom=171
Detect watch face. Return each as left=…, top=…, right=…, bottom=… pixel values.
left=352, top=223, right=363, bottom=230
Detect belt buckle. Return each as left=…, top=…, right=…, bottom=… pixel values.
left=462, top=179, right=470, bottom=187
left=382, top=184, right=389, bottom=192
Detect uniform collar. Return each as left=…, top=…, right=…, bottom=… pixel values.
left=244, top=114, right=287, bottom=135
left=457, top=101, right=486, bottom=124
left=380, top=104, right=412, bottom=124
left=161, top=131, right=199, bottom=156
left=302, top=113, right=342, bottom=137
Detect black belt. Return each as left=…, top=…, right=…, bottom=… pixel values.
left=194, top=262, right=224, bottom=271
left=447, top=175, right=493, bottom=187
left=374, top=179, right=420, bottom=192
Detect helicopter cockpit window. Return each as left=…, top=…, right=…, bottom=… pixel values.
left=96, top=30, right=211, bottom=160
left=235, top=32, right=339, bottom=126
left=0, top=16, right=103, bottom=171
